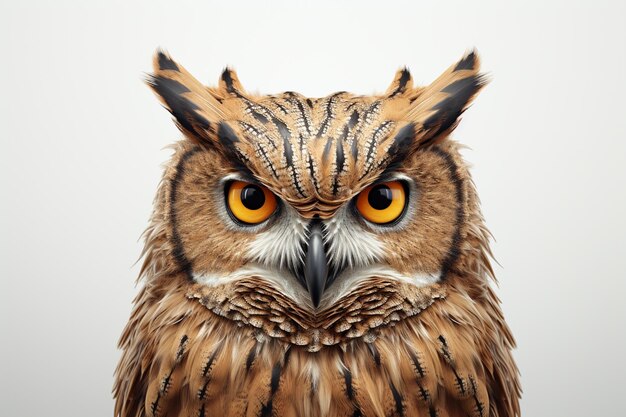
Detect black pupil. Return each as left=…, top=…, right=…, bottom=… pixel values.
left=368, top=185, right=393, bottom=210
left=240, top=185, right=265, bottom=210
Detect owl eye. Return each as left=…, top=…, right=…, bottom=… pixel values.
left=226, top=181, right=278, bottom=225
left=355, top=181, right=407, bottom=224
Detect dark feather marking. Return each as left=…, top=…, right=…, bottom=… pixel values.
left=438, top=335, right=467, bottom=396
left=389, top=68, right=411, bottom=97
left=316, top=92, right=343, bottom=138
left=157, top=52, right=179, bottom=71
left=218, top=121, right=239, bottom=145
left=221, top=68, right=238, bottom=94
left=198, top=379, right=209, bottom=401
left=215, top=122, right=257, bottom=176
left=349, top=110, right=359, bottom=128
left=175, top=335, right=189, bottom=363
left=339, top=124, right=350, bottom=142
left=469, top=375, right=486, bottom=417
left=389, top=382, right=405, bottom=417
left=343, top=368, right=355, bottom=399
left=277, top=119, right=299, bottom=191
left=350, top=101, right=380, bottom=163
left=251, top=109, right=269, bottom=124
left=202, top=349, right=219, bottom=377
left=408, top=350, right=425, bottom=378
left=148, top=76, right=211, bottom=135
left=363, top=120, right=392, bottom=169
left=417, top=383, right=431, bottom=404
left=308, top=153, right=320, bottom=193
left=429, top=407, right=438, bottom=417
left=345, top=102, right=357, bottom=112
left=238, top=121, right=261, bottom=137
left=322, top=137, right=334, bottom=164
left=151, top=360, right=179, bottom=417
left=292, top=97, right=311, bottom=135
left=198, top=405, right=206, bottom=417
left=429, top=148, right=464, bottom=280
left=273, top=101, right=289, bottom=114
left=239, top=121, right=276, bottom=150
left=283, top=128, right=293, bottom=167
left=410, top=351, right=433, bottom=408
left=169, top=147, right=202, bottom=280
left=245, top=342, right=259, bottom=372
left=438, top=335, right=453, bottom=364
left=150, top=393, right=161, bottom=417
left=256, top=142, right=279, bottom=178
left=423, top=75, right=485, bottom=140
left=454, top=51, right=476, bottom=71
left=259, top=349, right=290, bottom=417
left=367, top=343, right=381, bottom=367
left=242, top=97, right=278, bottom=122
left=342, top=367, right=363, bottom=417
left=359, top=130, right=392, bottom=180
left=290, top=167, right=305, bottom=197
left=336, top=135, right=345, bottom=173
left=299, top=133, right=306, bottom=154
left=161, top=373, right=172, bottom=394
left=276, top=117, right=304, bottom=195
left=363, top=101, right=381, bottom=121
left=333, top=135, right=346, bottom=195
left=273, top=117, right=291, bottom=143
left=198, top=347, right=221, bottom=400
left=351, top=136, right=359, bottom=161
left=270, top=363, right=282, bottom=394
left=386, top=123, right=416, bottom=170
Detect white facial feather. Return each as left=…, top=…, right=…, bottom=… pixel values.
left=246, top=204, right=308, bottom=270
left=323, top=206, right=384, bottom=270
left=322, top=265, right=441, bottom=307
left=194, top=263, right=440, bottom=311
left=193, top=264, right=310, bottom=307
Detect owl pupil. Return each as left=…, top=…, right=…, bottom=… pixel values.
left=240, top=185, right=265, bottom=210
left=368, top=185, right=393, bottom=210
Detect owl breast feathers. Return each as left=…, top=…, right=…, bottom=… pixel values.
left=114, top=50, right=521, bottom=417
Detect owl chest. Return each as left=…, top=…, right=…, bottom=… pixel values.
left=144, top=322, right=484, bottom=417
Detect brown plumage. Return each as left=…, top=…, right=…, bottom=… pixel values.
left=114, top=50, right=521, bottom=417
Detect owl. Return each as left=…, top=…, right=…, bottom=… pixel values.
left=114, top=50, right=520, bottom=417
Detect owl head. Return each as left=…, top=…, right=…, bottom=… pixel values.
left=143, top=50, right=490, bottom=352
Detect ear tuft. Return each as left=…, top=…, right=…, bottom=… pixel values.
left=146, top=75, right=210, bottom=134
left=422, top=73, right=487, bottom=135
left=147, top=50, right=225, bottom=143
left=156, top=49, right=180, bottom=72
left=408, top=50, right=488, bottom=146
left=453, top=49, right=478, bottom=72
left=386, top=67, right=413, bottom=97
left=219, top=68, right=246, bottom=95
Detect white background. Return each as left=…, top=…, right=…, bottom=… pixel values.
left=1, top=1, right=625, bottom=416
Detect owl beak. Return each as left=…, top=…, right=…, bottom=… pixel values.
left=303, top=220, right=328, bottom=308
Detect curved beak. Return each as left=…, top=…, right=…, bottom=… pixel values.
left=303, top=220, right=328, bottom=308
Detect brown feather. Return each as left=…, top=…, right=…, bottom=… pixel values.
left=114, top=50, right=520, bottom=417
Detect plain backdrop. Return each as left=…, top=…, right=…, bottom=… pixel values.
left=1, top=1, right=625, bottom=416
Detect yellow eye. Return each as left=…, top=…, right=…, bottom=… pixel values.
left=227, top=181, right=277, bottom=224
left=356, top=181, right=406, bottom=224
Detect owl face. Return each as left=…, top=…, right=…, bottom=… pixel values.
left=148, top=51, right=485, bottom=350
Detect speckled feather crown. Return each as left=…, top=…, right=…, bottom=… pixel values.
left=147, top=51, right=486, bottom=218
